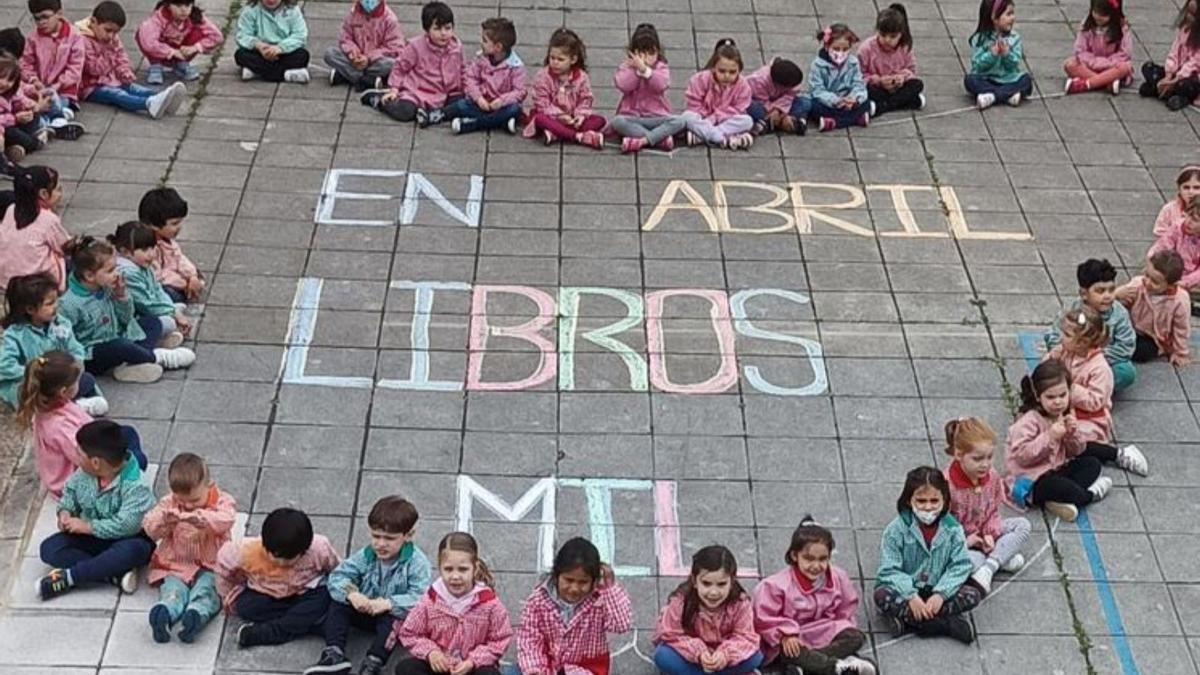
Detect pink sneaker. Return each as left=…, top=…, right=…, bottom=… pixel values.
left=686, top=131, right=703, bottom=146
left=542, top=129, right=554, bottom=146
left=658, top=135, right=675, bottom=151
left=818, top=117, right=836, bottom=132
left=621, top=137, right=647, bottom=153
left=578, top=130, right=604, bottom=149
left=1065, top=77, right=1090, bottom=94
left=857, top=112, right=870, bottom=127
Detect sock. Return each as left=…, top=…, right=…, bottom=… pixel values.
left=65, top=569, right=75, bottom=587
left=984, top=558, right=1000, bottom=572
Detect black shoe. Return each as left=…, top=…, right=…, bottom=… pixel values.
left=178, top=608, right=204, bottom=643
left=1142, top=60, right=1166, bottom=82
left=359, top=90, right=384, bottom=108
left=1167, top=94, right=1190, bottom=111
left=357, top=654, right=386, bottom=675
left=915, top=616, right=974, bottom=644
left=795, top=117, right=808, bottom=136
left=331, top=69, right=349, bottom=86
left=36, top=568, right=72, bottom=600
left=149, top=604, right=172, bottom=643
left=304, top=646, right=353, bottom=674
left=236, top=622, right=263, bottom=648
left=52, top=121, right=85, bottom=140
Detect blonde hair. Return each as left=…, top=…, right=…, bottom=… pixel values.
left=1061, top=306, right=1108, bottom=351
left=16, top=350, right=79, bottom=427
left=943, top=416, right=997, bottom=456
left=438, top=531, right=495, bottom=588
left=167, top=452, right=209, bottom=493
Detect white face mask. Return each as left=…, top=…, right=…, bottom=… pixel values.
left=914, top=508, right=940, bottom=526
left=828, top=49, right=849, bottom=65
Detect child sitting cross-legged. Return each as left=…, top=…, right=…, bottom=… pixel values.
left=137, top=186, right=204, bottom=305
left=1117, top=250, right=1191, bottom=367
left=135, top=0, right=222, bottom=84
left=1045, top=258, right=1137, bottom=391
left=448, top=17, right=525, bottom=135
left=324, top=0, right=404, bottom=91
left=21, top=0, right=86, bottom=139
left=360, top=1, right=464, bottom=127
left=79, top=1, right=186, bottom=118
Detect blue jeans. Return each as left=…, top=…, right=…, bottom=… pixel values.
left=86, top=83, right=157, bottom=113
left=37, top=91, right=69, bottom=127
left=748, top=96, right=812, bottom=126
left=85, top=315, right=162, bottom=375
left=963, top=73, right=1033, bottom=100
left=122, top=424, right=149, bottom=471
left=444, top=99, right=521, bottom=133
left=653, top=645, right=763, bottom=675
left=811, top=98, right=870, bottom=128
left=40, top=531, right=154, bottom=585
left=156, top=571, right=221, bottom=625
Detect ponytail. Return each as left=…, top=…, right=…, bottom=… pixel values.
left=1019, top=359, right=1072, bottom=414
left=16, top=350, right=79, bottom=427
left=474, top=558, right=496, bottom=588
left=63, top=236, right=115, bottom=276
left=12, top=166, right=57, bottom=230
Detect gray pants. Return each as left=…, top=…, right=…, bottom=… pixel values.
left=323, top=45, right=394, bottom=87
left=681, top=111, right=753, bottom=144
left=609, top=114, right=686, bottom=146
left=967, top=517, right=1031, bottom=570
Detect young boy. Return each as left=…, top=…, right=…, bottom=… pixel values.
left=216, top=507, right=341, bottom=648
left=77, top=1, right=186, bottom=118
left=306, top=496, right=431, bottom=675
left=324, top=0, right=405, bottom=91
left=137, top=186, right=203, bottom=303
left=1046, top=258, right=1137, bottom=391
left=1117, top=250, right=1192, bottom=368
left=448, top=16, right=524, bottom=135
left=142, top=452, right=237, bottom=643
left=361, top=1, right=463, bottom=127
left=21, top=0, right=85, bottom=139
left=37, top=419, right=155, bottom=600
left=746, top=58, right=809, bottom=135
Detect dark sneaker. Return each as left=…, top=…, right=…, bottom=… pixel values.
left=149, top=604, right=172, bottom=643
left=36, top=568, right=72, bottom=600
left=52, top=121, right=85, bottom=140
left=916, top=616, right=974, bottom=644
left=1167, top=94, right=1189, bottom=111
left=304, top=646, right=352, bottom=674
left=236, top=622, right=260, bottom=648
left=360, top=90, right=386, bottom=108
left=358, top=654, right=386, bottom=675
left=178, top=608, right=204, bottom=643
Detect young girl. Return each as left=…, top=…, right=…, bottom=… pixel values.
left=753, top=521, right=875, bottom=675
left=610, top=23, right=686, bottom=153
left=745, top=58, right=807, bottom=136
left=682, top=39, right=753, bottom=149
left=516, top=537, right=633, bottom=675
left=57, top=236, right=195, bottom=384
left=394, top=532, right=512, bottom=675
left=110, top=221, right=189, bottom=344
left=1139, top=0, right=1200, bottom=110
left=859, top=4, right=925, bottom=116
left=0, top=166, right=68, bottom=292
left=942, top=418, right=1031, bottom=594
left=324, top=0, right=405, bottom=91
left=653, top=546, right=763, bottom=675
left=0, top=57, right=46, bottom=161
left=522, top=28, right=605, bottom=149
left=1064, top=0, right=1132, bottom=95
left=1154, top=165, right=1200, bottom=238
left=1006, top=358, right=1146, bottom=523
left=809, top=25, right=871, bottom=131
left=874, top=466, right=980, bottom=644
left=1118, top=250, right=1191, bottom=367
left=234, top=0, right=310, bottom=83
left=965, top=0, right=1032, bottom=109
left=142, top=452, right=236, bottom=643
left=0, top=273, right=103, bottom=414
left=1151, top=194, right=1200, bottom=295
left=136, top=0, right=222, bottom=84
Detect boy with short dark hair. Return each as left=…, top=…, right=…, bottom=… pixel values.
left=361, top=1, right=464, bottom=127
left=77, top=0, right=186, bottom=118
left=1046, top=258, right=1137, bottom=390
left=36, top=418, right=156, bottom=600
left=306, top=496, right=431, bottom=675
left=138, top=186, right=203, bottom=303
left=22, top=0, right=86, bottom=139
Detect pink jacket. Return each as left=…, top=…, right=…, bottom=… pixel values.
left=337, top=1, right=405, bottom=62
left=21, top=20, right=86, bottom=100
left=685, top=69, right=751, bottom=124
left=143, top=486, right=237, bottom=585
left=1004, top=409, right=1087, bottom=495
left=388, top=34, right=464, bottom=109
left=395, top=582, right=513, bottom=665
left=33, top=401, right=89, bottom=499
left=614, top=60, right=672, bottom=117
left=653, top=593, right=759, bottom=666
left=0, top=81, right=40, bottom=128
left=464, top=51, right=526, bottom=108
left=1118, top=277, right=1191, bottom=359
left=1154, top=198, right=1188, bottom=238
left=135, top=6, right=223, bottom=62
left=944, top=461, right=1003, bottom=540
left=522, top=67, right=595, bottom=137
left=745, top=61, right=800, bottom=115
left=752, top=566, right=858, bottom=660
left=1072, top=24, right=1132, bottom=73
left=1047, top=346, right=1113, bottom=443
left=1166, top=29, right=1200, bottom=80
left=857, top=35, right=917, bottom=84
left=153, top=238, right=199, bottom=290
left=0, top=204, right=70, bottom=292
left=75, top=18, right=135, bottom=98
left=516, top=582, right=633, bottom=675
left=1150, top=219, right=1200, bottom=289
left=215, top=535, right=340, bottom=610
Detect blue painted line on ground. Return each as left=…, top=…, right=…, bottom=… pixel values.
left=1017, top=331, right=1139, bottom=675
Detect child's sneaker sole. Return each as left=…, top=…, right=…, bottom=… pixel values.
left=149, top=604, right=172, bottom=643
left=112, top=362, right=164, bottom=383
left=1045, top=501, right=1078, bottom=522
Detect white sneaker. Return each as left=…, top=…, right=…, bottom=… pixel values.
left=1045, top=501, right=1078, bottom=522
left=835, top=655, right=877, bottom=675
left=283, top=68, right=310, bottom=84
left=1117, top=444, right=1149, bottom=476
left=112, top=362, right=163, bottom=383
left=970, top=565, right=995, bottom=594
left=164, top=82, right=187, bottom=115
left=917, top=92, right=926, bottom=109
left=119, top=569, right=139, bottom=594
left=976, top=92, right=995, bottom=109
left=1006, top=92, right=1022, bottom=106
left=451, top=117, right=462, bottom=134
left=1111, top=79, right=1121, bottom=95
left=75, top=396, right=109, bottom=417
left=868, top=100, right=877, bottom=117
left=506, top=116, right=518, bottom=134
left=1088, top=475, right=1113, bottom=501
left=146, top=88, right=171, bottom=119
left=1001, top=553, right=1026, bottom=573
left=154, top=347, right=196, bottom=370
left=159, top=330, right=184, bottom=349
left=241, top=67, right=255, bottom=81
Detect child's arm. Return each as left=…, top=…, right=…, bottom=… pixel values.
left=848, top=60, right=868, bottom=103
left=982, top=478, right=1005, bottom=541
left=1182, top=259, right=1200, bottom=290
left=598, top=581, right=633, bottom=634
left=969, top=35, right=999, bottom=73
left=531, top=70, right=563, bottom=116
left=464, top=600, right=514, bottom=667
left=876, top=520, right=916, bottom=598
left=336, top=14, right=363, bottom=60
left=136, top=16, right=177, bottom=61
left=57, top=475, right=81, bottom=515
left=326, top=553, right=364, bottom=605
left=613, top=62, right=641, bottom=94
left=830, top=567, right=860, bottom=623
left=573, top=73, right=595, bottom=117
left=214, top=541, right=246, bottom=608
left=191, top=491, right=237, bottom=535
left=714, top=599, right=760, bottom=668
left=516, top=599, right=553, bottom=675
left=1006, top=415, right=1060, bottom=469
left=931, top=526, right=974, bottom=599
left=396, top=598, right=443, bottom=658
left=999, top=33, right=1023, bottom=71
left=374, top=14, right=405, bottom=60
left=56, top=37, right=86, bottom=96
left=807, top=63, right=839, bottom=107
left=1104, top=308, right=1136, bottom=363
left=386, top=42, right=419, bottom=92
left=683, top=71, right=705, bottom=114
left=464, top=58, right=484, bottom=105
left=235, top=8, right=261, bottom=51
left=385, top=554, right=432, bottom=617
left=655, top=596, right=711, bottom=660
left=495, top=65, right=527, bottom=107
left=194, top=16, right=224, bottom=52
left=89, top=482, right=155, bottom=540
left=141, top=497, right=176, bottom=540
left=749, top=580, right=801, bottom=648
left=0, top=336, right=26, bottom=393
left=277, top=9, right=308, bottom=54
left=114, top=39, right=136, bottom=84
left=1171, top=296, right=1192, bottom=364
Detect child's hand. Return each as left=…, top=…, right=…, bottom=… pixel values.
left=175, top=311, right=191, bottom=336
left=965, top=533, right=984, bottom=550
left=347, top=591, right=370, bottom=612
left=475, top=97, right=491, bottom=111
left=429, top=650, right=452, bottom=673
left=924, top=593, right=945, bottom=617
left=571, top=114, right=587, bottom=128
left=180, top=45, right=199, bottom=58
left=56, top=510, right=72, bottom=531
left=368, top=598, right=391, bottom=615
left=381, top=88, right=400, bottom=103
left=780, top=636, right=802, bottom=658
left=1049, top=418, right=1068, bottom=440
left=767, top=109, right=784, bottom=126
left=703, top=651, right=727, bottom=672
left=908, top=595, right=929, bottom=621
left=982, top=534, right=995, bottom=553
left=15, top=110, right=33, bottom=123
left=111, top=275, right=127, bottom=300
left=450, top=660, right=474, bottom=675
left=350, top=53, right=369, bottom=70
left=36, top=95, right=50, bottom=113
left=994, top=39, right=1009, bottom=55
left=185, top=276, right=204, bottom=302
left=169, top=49, right=186, bottom=61
left=625, top=51, right=645, bottom=73
left=64, top=517, right=92, bottom=535
left=1171, top=353, right=1191, bottom=369
left=1159, top=76, right=1177, bottom=97
left=557, top=113, right=573, bottom=125
left=598, top=562, right=615, bottom=587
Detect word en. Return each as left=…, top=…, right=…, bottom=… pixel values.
left=316, top=168, right=484, bottom=227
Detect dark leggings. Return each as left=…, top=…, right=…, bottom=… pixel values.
left=874, top=584, right=982, bottom=626
left=394, top=657, right=502, bottom=675
left=234, top=47, right=310, bottom=83
left=379, top=95, right=464, bottom=123
left=235, top=586, right=329, bottom=646
left=84, top=315, right=162, bottom=375
left=773, top=628, right=867, bottom=675
left=1132, top=331, right=1160, bottom=363
left=1139, top=61, right=1200, bottom=104
left=4, top=121, right=42, bottom=152
left=1031, top=442, right=1117, bottom=507
left=867, top=79, right=925, bottom=115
